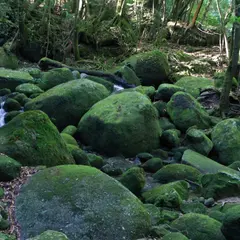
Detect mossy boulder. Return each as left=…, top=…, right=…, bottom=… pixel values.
left=15, top=83, right=44, bottom=97
left=0, top=154, right=21, bottom=181
left=87, top=153, right=104, bottom=168
left=159, top=209, right=180, bottom=224
left=159, top=117, right=176, bottom=131
left=153, top=164, right=202, bottom=184
left=60, top=133, right=78, bottom=146
left=119, top=167, right=146, bottom=195
left=0, top=88, right=11, bottom=96
left=180, top=202, right=207, bottom=214
left=84, top=76, right=114, bottom=92
left=16, top=165, right=151, bottom=240
left=61, top=125, right=77, bottom=136
left=142, top=157, right=163, bottom=173
left=182, top=150, right=239, bottom=175
left=26, top=230, right=69, bottom=240
left=25, top=79, right=110, bottom=130
left=71, top=148, right=90, bottom=165
left=171, top=213, right=226, bottom=240
left=211, top=118, right=240, bottom=165
left=124, top=50, right=170, bottom=87
left=0, top=232, right=16, bottom=240
left=77, top=92, right=161, bottom=157
left=167, top=92, right=214, bottom=132
left=129, top=85, right=156, bottom=99
left=184, top=128, right=213, bottom=156
left=4, top=111, right=21, bottom=123
left=0, top=47, right=18, bottom=69
left=228, top=161, right=240, bottom=170
left=156, top=84, right=184, bottom=101
left=11, top=93, right=28, bottom=105
left=142, top=180, right=189, bottom=208
left=114, top=65, right=141, bottom=86
left=162, top=232, right=189, bottom=240
left=221, top=205, right=240, bottom=240
left=161, top=129, right=180, bottom=148
left=136, top=152, right=153, bottom=162
left=213, top=71, right=238, bottom=89
left=37, top=68, right=74, bottom=90
left=153, top=101, right=168, bottom=117
left=175, top=76, right=213, bottom=98
left=3, top=98, right=21, bottom=112
left=0, top=69, right=33, bottom=91
left=144, top=204, right=162, bottom=225
left=0, top=110, right=74, bottom=166
left=201, top=172, right=240, bottom=200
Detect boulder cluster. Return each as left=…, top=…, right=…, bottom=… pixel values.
left=0, top=48, right=239, bottom=240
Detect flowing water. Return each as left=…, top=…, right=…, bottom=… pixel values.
left=0, top=96, right=6, bottom=127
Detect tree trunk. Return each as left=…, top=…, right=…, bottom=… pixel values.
left=220, top=0, right=240, bottom=115
left=187, top=0, right=204, bottom=28
left=73, top=0, right=81, bottom=60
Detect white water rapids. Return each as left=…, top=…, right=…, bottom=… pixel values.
left=0, top=97, right=6, bottom=127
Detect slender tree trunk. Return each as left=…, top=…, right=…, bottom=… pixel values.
left=73, top=0, right=81, bottom=60
left=200, top=0, right=213, bottom=24
left=187, top=0, right=204, bottom=28
left=220, top=0, right=240, bottom=115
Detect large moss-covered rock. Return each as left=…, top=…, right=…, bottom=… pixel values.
left=15, top=83, right=44, bottom=97
left=221, top=205, right=240, bottom=240
left=211, top=118, right=240, bottom=165
left=175, top=76, right=213, bottom=98
left=38, top=68, right=74, bottom=90
left=26, top=230, right=69, bottom=240
left=167, top=92, right=214, bottom=132
left=184, top=128, right=213, bottom=156
left=0, top=232, right=16, bottom=240
left=0, top=111, right=74, bottom=166
left=161, top=129, right=180, bottom=148
left=0, top=154, right=21, bottom=181
left=182, top=150, right=239, bottom=175
left=142, top=180, right=189, bottom=208
left=3, top=98, right=21, bottom=112
left=0, top=69, right=33, bottom=91
left=153, top=164, right=202, bottom=184
left=119, top=167, right=146, bottom=195
left=0, top=47, right=18, bottom=69
left=162, top=232, right=189, bottom=240
left=171, top=213, right=226, bottom=240
left=83, top=76, right=114, bottom=92
left=114, top=65, right=141, bottom=86
left=201, top=172, right=240, bottom=200
left=25, top=79, right=110, bottom=130
left=77, top=92, right=161, bottom=157
left=124, top=50, right=170, bottom=87
left=16, top=165, right=151, bottom=240
left=155, top=84, right=184, bottom=101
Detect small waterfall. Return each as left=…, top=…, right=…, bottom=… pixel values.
left=0, top=97, right=6, bottom=127
left=113, top=84, right=124, bottom=92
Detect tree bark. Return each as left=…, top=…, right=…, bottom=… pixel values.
left=187, top=0, right=204, bottom=28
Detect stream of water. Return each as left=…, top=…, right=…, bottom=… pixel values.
left=0, top=97, right=6, bottom=127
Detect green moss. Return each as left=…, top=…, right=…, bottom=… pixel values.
left=120, top=167, right=146, bottom=195
left=182, top=150, right=239, bottom=175
left=211, top=118, right=240, bottom=165
left=180, top=202, right=207, bottom=214
left=0, top=69, right=33, bottom=91
left=0, top=232, right=16, bottom=240
left=162, top=232, right=189, bottom=240
left=153, top=101, right=168, bottom=117
left=156, top=83, right=184, bottom=101
left=15, top=83, right=44, bottom=97
left=3, top=98, right=21, bottom=112
left=77, top=91, right=161, bottom=157
left=25, top=79, right=110, bottom=130
left=159, top=117, right=176, bottom=131
left=142, top=180, right=189, bottom=208
left=201, top=172, right=240, bottom=200
left=38, top=68, right=74, bottom=90
left=184, top=128, right=213, bottom=156
left=26, top=230, right=69, bottom=240
left=175, top=76, right=213, bottom=98
left=124, top=50, right=170, bottom=87
left=153, top=164, right=202, bottom=184
left=159, top=209, right=180, bottom=223
left=0, top=47, right=18, bottom=69
left=161, top=129, right=180, bottom=148
left=221, top=205, right=240, bottom=240
left=0, top=110, right=74, bottom=166
left=16, top=165, right=151, bottom=240
left=0, top=154, right=21, bottom=181
left=87, top=153, right=104, bottom=169
left=60, top=133, right=78, bottom=146
left=0, top=88, right=11, bottom=96
left=61, top=125, right=77, bottom=136
left=71, top=149, right=90, bottom=165
left=144, top=204, right=161, bottom=225
left=127, top=85, right=156, bottom=98
left=85, top=76, right=114, bottom=92
left=0, top=188, right=4, bottom=198
left=142, top=157, right=163, bottom=173
left=167, top=92, right=214, bottom=132
left=171, top=213, right=226, bottom=240
left=4, top=111, right=21, bottom=124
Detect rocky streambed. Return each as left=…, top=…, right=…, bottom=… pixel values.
left=0, top=49, right=240, bottom=240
